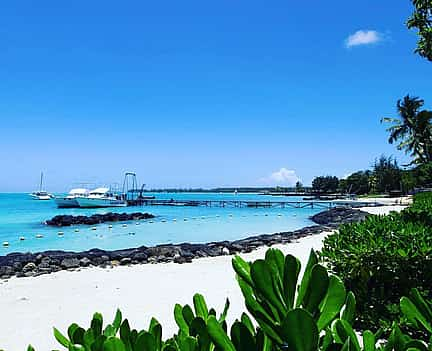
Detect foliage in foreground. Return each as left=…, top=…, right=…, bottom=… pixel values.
left=21, top=244, right=432, bottom=351
left=320, top=192, right=432, bottom=333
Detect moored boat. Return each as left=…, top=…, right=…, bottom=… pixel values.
left=54, top=188, right=89, bottom=208
left=30, top=172, right=53, bottom=200
left=75, top=187, right=127, bottom=208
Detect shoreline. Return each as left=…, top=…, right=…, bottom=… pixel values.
left=0, top=207, right=370, bottom=280
left=0, top=204, right=406, bottom=350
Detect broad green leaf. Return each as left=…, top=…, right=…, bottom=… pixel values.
left=283, top=254, right=300, bottom=309
left=193, top=293, right=209, bottom=320
left=112, top=309, right=122, bottom=331
left=103, top=337, right=126, bottom=351
left=362, top=330, right=376, bottom=351
left=232, top=255, right=253, bottom=286
left=240, top=313, right=255, bottom=335
left=218, top=298, right=230, bottom=323
left=230, top=321, right=256, bottom=351
left=182, top=305, right=195, bottom=327
left=317, top=276, right=347, bottom=330
left=341, top=292, right=356, bottom=325
left=53, top=327, right=71, bottom=348
left=91, top=313, right=103, bottom=336
left=281, top=309, right=318, bottom=351
left=251, top=260, right=286, bottom=318
left=207, top=316, right=236, bottom=351
left=296, top=250, right=318, bottom=307
left=174, top=304, right=189, bottom=334
left=135, top=332, right=156, bottom=351
left=400, top=297, right=432, bottom=333
left=302, top=265, right=329, bottom=314
left=332, top=320, right=360, bottom=351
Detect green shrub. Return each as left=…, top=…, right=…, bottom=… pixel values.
left=320, top=192, right=432, bottom=333
left=400, top=192, right=432, bottom=226
left=24, top=248, right=432, bottom=351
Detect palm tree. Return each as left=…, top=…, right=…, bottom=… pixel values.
left=381, top=95, right=432, bottom=165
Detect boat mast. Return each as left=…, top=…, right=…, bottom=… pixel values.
left=39, top=172, right=43, bottom=191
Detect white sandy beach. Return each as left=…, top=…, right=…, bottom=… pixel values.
left=0, top=205, right=404, bottom=350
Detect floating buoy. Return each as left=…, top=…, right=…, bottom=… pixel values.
left=122, top=224, right=127, bottom=228
left=229, top=214, right=233, bottom=217
left=201, top=216, right=206, bottom=219
left=216, top=215, right=220, bottom=217
left=108, top=225, right=113, bottom=229
left=2, top=241, right=9, bottom=247
left=136, top=222, right=140, bottom=225
left=19, top=236, right=25, bottom=241
left=173, top=219, right=177, bottom=222
left=58, top=231, right=64, bottom=236
left=128, top=232, right=135, bottom=235
left=264, top=214, right=268, bottom=216
left=91, top=227, right=97, bottom=231
left=184, top=218, right=188, bottom=221
left=161, top=219, right=166, bottom=222
left=36, top=234, right=43, bottom=238
left=278, top=214, right=282, bottom=216
left=74, top=228, right=80, bottom=232
left=149, top=220, right=154, bottom=223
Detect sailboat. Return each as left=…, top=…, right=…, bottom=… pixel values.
left=30, top=172, right=53, bottom=200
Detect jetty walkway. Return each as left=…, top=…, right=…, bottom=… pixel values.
left=128, top=199, right=379, bottom=209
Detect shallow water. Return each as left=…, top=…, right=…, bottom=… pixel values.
left=0, top=193, right=320, bottom=253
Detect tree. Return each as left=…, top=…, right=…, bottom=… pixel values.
left=382, top=95, right=432, bottom=165
left=341, top=171, right=372, bottom=195
left=312, top=176, right=339, bottom=194
left=295, top=181, right=303, bottom=192
left=407, top=0, right=432, bottom=61
left=372, top=155, right=402, bottom=193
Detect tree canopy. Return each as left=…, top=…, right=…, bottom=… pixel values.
left=407, top=0, right=432, bottom=61
left=382, top=95, right=432, bottom=165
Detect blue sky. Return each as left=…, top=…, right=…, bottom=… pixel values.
left=1, top=1, right=431, bottom=191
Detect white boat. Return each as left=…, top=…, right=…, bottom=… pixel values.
left=54, top=188, right=89, bottom=208
left=75, top=187, right=127, bottom=208
left=30, top=172, right=53, bottom=200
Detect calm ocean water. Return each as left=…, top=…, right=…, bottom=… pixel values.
left=0, top=193, right=320, bottom=254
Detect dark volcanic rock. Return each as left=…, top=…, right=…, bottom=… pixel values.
left=46, top=212, right=155, bottom=227
left=61, top=258, right=80, bottom=269
left=0, top=209, right=367, bottom=279
left=310, top=207, right=369, bottom=226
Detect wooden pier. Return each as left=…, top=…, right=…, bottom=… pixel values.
left=127, top=199, right=378, bottom=209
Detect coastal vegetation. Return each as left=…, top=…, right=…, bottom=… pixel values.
left=320, top=192, right=432, bottom=334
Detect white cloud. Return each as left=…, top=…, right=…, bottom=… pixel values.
left=259, top=168, right=300, bottom=186
left=345, top=30, right=382, bottom=48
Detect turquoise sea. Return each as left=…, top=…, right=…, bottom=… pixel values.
left=0, top=193, right=321, bottom=254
